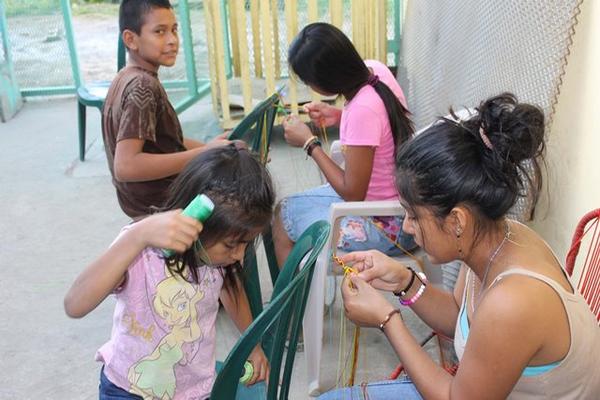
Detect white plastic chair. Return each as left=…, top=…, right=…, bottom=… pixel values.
left=303, top=199, right=434, bottom=395
left=301, top=111, right=467, bottom=395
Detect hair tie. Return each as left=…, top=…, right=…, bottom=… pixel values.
left=479, top=126, right=493, bottom=150
left=367, top=74, right=379, bottom=86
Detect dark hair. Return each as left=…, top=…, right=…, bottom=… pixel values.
left=162, top=144, right=275, bottom=295
left=288, top=22, right=414, bottom=149
left=395, top=93, right=545, bottom=228
left=119, top=0, right=172, bottom=34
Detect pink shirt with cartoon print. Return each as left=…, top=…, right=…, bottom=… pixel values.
left=96, top=243, right=223, bottom=400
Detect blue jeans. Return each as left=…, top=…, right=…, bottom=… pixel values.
left=318, top=378, right=423, bottom=400
left=99, top=364, right=267, bottom=400
left=280, top=185, right=416, bottom=255
left=99, top=368, right=142, bottom=400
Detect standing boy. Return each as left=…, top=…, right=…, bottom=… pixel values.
left=103, top=0, right=228, bottom=219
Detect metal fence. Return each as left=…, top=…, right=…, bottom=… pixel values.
left=399, top=0, right=583, bottom=130
left=206, top=0, right=402, bottom=126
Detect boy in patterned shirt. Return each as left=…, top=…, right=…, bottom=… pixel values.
left=103, top=0, right=228, bottom=219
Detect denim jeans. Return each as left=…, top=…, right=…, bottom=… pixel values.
left=99, top=363, right=267, bottom=400
left=318, top=378, right=423, bottom=400
left=280, top=184, right=416, bottom=254
left=99, top=368, right=142, bottom=400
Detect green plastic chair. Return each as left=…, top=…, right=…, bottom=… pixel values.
left=227, top=92, right=281, bottom=165
left=232, top=92, right=285, bottom=318
left=76, top=36, right=126, bottom=161
left=212, top=220, right=330, bottom=400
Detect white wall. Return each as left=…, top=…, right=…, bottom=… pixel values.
left=531, top=0, right=600, bottom=266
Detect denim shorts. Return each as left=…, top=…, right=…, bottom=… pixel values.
left=99, top=363, right=266, bottom=400
left=280, top=185, right=416, bottom=256
left=318, top=378, right=423, bottom=400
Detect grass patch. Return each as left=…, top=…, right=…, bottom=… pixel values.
left=4, top=1, right=118, bottom=17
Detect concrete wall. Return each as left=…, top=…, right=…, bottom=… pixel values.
left=531, top=0, right=600, bottom=267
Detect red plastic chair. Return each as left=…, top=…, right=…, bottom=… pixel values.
left=565, top=208, right=600, bottom=323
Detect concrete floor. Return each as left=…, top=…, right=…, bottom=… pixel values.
left=0, top=97, right=439, bottom=399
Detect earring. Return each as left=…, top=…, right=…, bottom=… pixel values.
left=455, top=227, right=464, bottom=259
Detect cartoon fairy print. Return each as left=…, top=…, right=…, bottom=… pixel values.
left=128, top=265, right=204, bottom=400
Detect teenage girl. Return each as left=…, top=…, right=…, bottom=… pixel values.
left=65, top=145, right=275, bottom=400
left=272, top=22, right=415, bottom=269
left=320, top=94, right=600, bottom=399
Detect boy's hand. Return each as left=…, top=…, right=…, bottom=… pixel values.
left=245, top=345, right=270, bottom=385
left=204, top=132, right=232, bottom=150
left=133, top=210, right=203, bottom=253
left=282, top=115, right=313, bottom=148
left=304, top=102, right=341, bottom=127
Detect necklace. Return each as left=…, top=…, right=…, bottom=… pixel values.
left=471, top=220, right=512, bottom=313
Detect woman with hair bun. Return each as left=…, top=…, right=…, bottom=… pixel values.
left=319, top=93, right=600, bottom=399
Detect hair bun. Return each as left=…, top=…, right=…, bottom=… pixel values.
left=477, top=93, right=545, bottom=164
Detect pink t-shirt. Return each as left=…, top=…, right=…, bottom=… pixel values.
left=96, top=244, right=224, bottom=400
left=340, top=60, right=408, bottom=200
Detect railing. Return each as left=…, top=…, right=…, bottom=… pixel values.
left=204, top=0, right=402, bottom=127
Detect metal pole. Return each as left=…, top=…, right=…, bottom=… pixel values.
left=60, top=0, right=82, bottom=88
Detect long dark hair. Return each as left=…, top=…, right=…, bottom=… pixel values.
left=161, top=144, right=275, bottom=295
left=288, top=22, right=414, bottom=149
left=395, top=93, right=545, bottom=232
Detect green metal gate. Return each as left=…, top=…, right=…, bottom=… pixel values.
left=0, top=0, right=22, bottom=122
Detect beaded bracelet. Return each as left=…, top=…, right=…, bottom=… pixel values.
left=399, top=270, right=428, bottom=306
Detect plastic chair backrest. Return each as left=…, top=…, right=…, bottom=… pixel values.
left=565, top=208, right=600, bottom=322
left=211, top=220, right=330, bottom=400
left=228, top=92, right=280, bottom=164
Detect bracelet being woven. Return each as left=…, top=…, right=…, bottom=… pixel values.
left=302, top=135, right=318, bottom=151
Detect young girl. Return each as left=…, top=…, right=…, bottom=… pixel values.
left=321, top=93, right=600, bottom=399
left=64, top=145, right=274, bottom=400
left=272, top=22, right=416, bottom=269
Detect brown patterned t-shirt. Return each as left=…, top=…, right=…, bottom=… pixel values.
left=102, top=66, right=186, bottom=218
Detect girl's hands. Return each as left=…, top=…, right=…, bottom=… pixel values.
left=282, top=115, right=313, bottom=147
left=134, top=210, right=203, bottom=253
left=341, top=250, right=413, bottom=293
left=341, top=274, right=396, bottom=328
left=303, top=102, right=342, bottom=127
left=245, top=345, right=270, bottom=385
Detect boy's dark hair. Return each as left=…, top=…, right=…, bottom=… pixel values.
left=395, top=93, right=545, bottom=239
left=119, top=0, right=173, bottom=34
left=288, top=22, right=414, bottom=151
left=162, top=144, right=275, bottom=295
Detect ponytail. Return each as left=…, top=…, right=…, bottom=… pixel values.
left=371, top=79, right=414, bottom=150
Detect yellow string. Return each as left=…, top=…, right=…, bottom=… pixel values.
left=332, top=254, right=361, bottom=388
left=368, top=219, right=425, bottom=271
left=320, top=122, right=329, bottom=151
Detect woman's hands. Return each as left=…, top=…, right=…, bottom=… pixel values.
left=340, top=249, right=413, bottom=328
left=282, top=115, right=313, bottom=148
left=341, top=250, right=413, bottom=293
left=304, top=101, right=342, bottom=127
left=133, top=210, right=203, bottom=254
left=245, top=345, right=270, bottom=385
left=341, top=274, right=396, bottom=328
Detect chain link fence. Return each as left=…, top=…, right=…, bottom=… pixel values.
left=399, top=0, right=583, bottom=130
